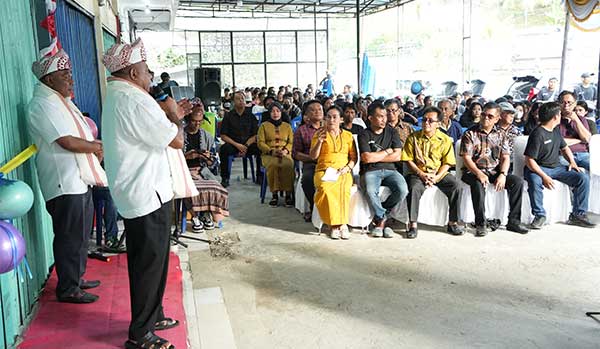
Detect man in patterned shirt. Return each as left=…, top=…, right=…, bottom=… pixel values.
left=460, top=102, right=529, bottom=236
left=385, top=99, right=413, bottom=173
left=497, top=102, right=522, bottom=169
left=292, top=100, right=323, bottom=221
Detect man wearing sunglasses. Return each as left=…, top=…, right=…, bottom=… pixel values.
left=401, top=106, right=464, bottom=238
left=460, top=102, right=529, bottom=236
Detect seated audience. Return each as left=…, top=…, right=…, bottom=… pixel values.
left=524, top=102, right=595, bottom=229
left=497, top=102, right=523, bottom=165
left=219, top=91, right=260, bottom=188
left=310, top=106, right=357, bottom=239
left=459, top=102, right=529, bottom=236
left=341, top=103, right=365, bottom=134
left=359, top=101, right=408, bottom=238
left=401, top=106, right=464, bottom=238
left=558, top=90, right=596, bottom=170
left=437, top=99, right=463, bottom=144
left=524, top=102, right=542, bottom=135
left=459, top=100, right=482, bottom=128
left=292, top=100, right=323, bottom=221
left=385, top=98, right=413, bottom=147
left=257, top=103, right=295, bottom=207
left=184, top=102, right=229, bottom=231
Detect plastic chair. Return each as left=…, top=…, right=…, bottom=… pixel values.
left=227, top=154, right=256, bottom=183
left=588, top=134, right=600, bottom=214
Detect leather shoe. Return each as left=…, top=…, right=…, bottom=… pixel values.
left=405, top=227, right=418, bottom=239
left=447, top=224, right=465, bottom=236
left=475, top=225, right=488, bottom=237
left=58, top=290, right=99, bottom=304
left=506, top=221, right=529, bottom=234
left=81, top=279, right=101, bottom=290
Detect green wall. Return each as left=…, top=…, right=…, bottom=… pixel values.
left=0, top=1, right=55, bottom=348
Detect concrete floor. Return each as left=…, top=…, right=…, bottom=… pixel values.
left=188, top=169, right=600, bottom=349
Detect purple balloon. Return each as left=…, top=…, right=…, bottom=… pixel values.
left=0, top=221, right=26, bottom=274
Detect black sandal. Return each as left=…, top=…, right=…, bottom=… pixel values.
left=155, top=317, right=180, bottom=331
left=269, top=195, right=278, bottom=207
left=125, top=332, right=174, bottom=349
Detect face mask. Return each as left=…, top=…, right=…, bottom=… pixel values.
left=283, top=102, right=290, bottom=108
left=516, top=111, right=523, bottom=120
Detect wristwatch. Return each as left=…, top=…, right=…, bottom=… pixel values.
left=499, top=171, right=507, bottom=176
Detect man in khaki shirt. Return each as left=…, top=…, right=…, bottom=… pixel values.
left=401, top=106, right=464, bottom=238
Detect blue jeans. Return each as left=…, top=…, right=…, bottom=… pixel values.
left=524, top=166, right=589, bottom=217
left=360, top=169, right=408, bottom=221
left=92, top=186, right=119, bottom=240
left=559, top=152, right=590, bottom=171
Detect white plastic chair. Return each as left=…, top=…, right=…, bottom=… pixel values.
left=513, top=136, right=571, bottom=224
left=454, top=140, right=510, bottom=224
left=294, top=162, right=311, bottom=214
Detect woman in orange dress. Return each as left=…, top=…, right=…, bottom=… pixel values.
left=310, top=106, right=357, bottom=239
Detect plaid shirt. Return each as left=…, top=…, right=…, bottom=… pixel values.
left=460, top=125, right=509, bottom=174
left=390, top=120, right=413, bottom=148
left=497, top=123, right=522, bottom=156
left=292, top=123, right=319, bottom=159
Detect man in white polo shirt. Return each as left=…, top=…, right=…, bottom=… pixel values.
left=102, top=39, right=186, bottom=349
left=27, top=45, right=104, bottom=304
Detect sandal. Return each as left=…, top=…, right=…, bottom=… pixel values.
left=125, top=332, right=174, bottom=349
left=269, top=196, right=278, bottom=207
left=155, top=317, right=180, bottom=331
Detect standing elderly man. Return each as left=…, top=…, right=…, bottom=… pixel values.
left=460, top=102, right=529, bottom=236
left=102, top=39, right=187, bottom=349
left=27, top=47, right=104, bottom=304
left=292, top=100, right=324, bottom=221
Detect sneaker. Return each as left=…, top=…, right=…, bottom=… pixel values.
left=486, top=219, right=501, bottom=232
left=447, top=224, right=465, bottom=236
left=530, top=216, right=546, bottom=230
left=383, top=227, right=394, bottom=238
left=474, top=225, right=488, bottom=237
left=567, top=213, right=596, bottom=228
left=103, top=238, right=125, bottom=253
left=330, top=228, right=341, bottom=240
left=371, top=227, right=384, bottom=238
left=191, top=216, right=204, bottom=233
left=340, top=225, right=351, bottom=240
left=201, top=215, right=215, bottom=230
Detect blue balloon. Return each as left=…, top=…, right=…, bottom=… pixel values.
left=0, top=178, right=34, bottom=219
left=411, top=81, right=423, bottom=95
left=0, top=221, right=26, bottom=274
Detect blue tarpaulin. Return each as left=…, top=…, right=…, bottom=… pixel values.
left=360, top=52, right=375, bottom=95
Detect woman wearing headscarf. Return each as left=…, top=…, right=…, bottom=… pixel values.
left=257, top=102, right=295, bottom=207
left=310, top=106, right=358, bottom=240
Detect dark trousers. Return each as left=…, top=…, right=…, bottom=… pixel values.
left=92, top=186, right=119, bottom=240
left=461, top=172, right=524, bottom=226
left=301, top=162, right=316, bottom=210
left=45, top=189, right=93, bottom=297
left=124, top=201, right=172, bottom=340
left=218, top=142, right=260, bottom=180
left=406, top=174, right=459, bottom=223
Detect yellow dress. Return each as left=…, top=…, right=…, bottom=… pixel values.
left=257, top=121, right=295, bottom=192
left=312, top=130, right=357, bottom=226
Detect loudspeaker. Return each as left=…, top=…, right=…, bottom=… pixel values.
left=194, top=67, right=221, bottom=106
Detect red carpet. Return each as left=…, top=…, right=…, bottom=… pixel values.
left=19, top=253, right=188, bottom=349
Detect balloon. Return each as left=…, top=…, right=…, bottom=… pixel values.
left=85, top=117, right=98, bottom=139
left=411, top=81, right=423, bottom=95
left=0, top=178, right=34, bottom=219
left=0, top=221, right=26, bottom=274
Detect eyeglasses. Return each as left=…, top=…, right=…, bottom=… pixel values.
left=423, top=118, right=438, bottom=124
left=481, top=113, right=498, bottom=119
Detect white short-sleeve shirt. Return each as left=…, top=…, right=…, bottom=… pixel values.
left=27, top=83, right=89, bottom=202
left=102, top=79, right=178, bottom=219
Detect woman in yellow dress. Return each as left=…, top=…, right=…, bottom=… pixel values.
left=310, top=106, right=357, bottom=239
left=257, top=102, right=295, bottom=207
